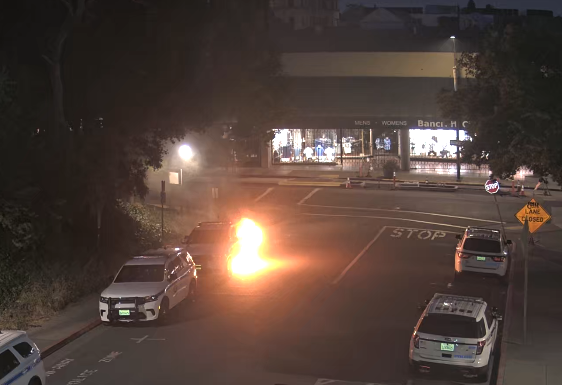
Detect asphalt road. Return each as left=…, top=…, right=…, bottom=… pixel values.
left=42, top=185, right=527, bottom=385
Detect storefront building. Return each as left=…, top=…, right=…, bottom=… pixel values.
left=271, top=29, right=482, bottom=172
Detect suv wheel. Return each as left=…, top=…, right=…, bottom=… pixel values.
left=476, top=364, right=489, bottom=382
left=187, top=280, right=197, bottom=303
left=158, top=297, right=170, bottom=325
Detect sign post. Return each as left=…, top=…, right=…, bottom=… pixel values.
left=515, top=199, right=551, bottom=344
left=521, top=217, right=529, bottom=344
left=485, top=179, right=506, bottom=238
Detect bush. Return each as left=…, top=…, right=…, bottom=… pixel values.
left=382, top=159, right=399, bottom=179
left=0, top=259, right=109, bottom=329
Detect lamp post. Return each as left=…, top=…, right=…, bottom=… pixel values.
left=451, top=35, right=461, bottom=182
left=178, top=144, right=193, bottom=185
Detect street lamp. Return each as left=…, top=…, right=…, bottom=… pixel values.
left=178, top=144, right=193, bottom=161
left=178, top=144, right=193, bottom=186
left=451, top=35, right=461, bottom=182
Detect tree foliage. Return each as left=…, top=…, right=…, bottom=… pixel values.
left=438, top=21, right=562, bottom=182
left=0, top=0, right=286, bottom=317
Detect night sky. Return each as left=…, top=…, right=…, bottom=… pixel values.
left=338, top=0, right=562, bottom=16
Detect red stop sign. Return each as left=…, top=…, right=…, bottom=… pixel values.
left=485, top=179, right=500, bottom=194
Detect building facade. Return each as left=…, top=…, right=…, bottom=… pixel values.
left=270, top=0, right=339, bottom=30
left=271, top=28, right=478, bottom=172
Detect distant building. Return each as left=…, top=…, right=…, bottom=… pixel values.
left=270, top=0, right=340, bottom=30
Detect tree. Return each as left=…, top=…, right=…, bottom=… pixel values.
left=467, top=0, right=476, bottom=13
left=438, top=22, right=562, bottom=183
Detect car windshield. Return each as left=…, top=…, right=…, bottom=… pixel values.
left=418, top=314, right=483, bottom=338
left=188, top=229, right=229, bottom=244
left=463, top=238, right=501, bottom=253
left=114, top=265, right=165, bottom=283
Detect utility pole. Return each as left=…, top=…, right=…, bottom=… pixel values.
left=160, top=181, right=166, bottom=243
left=451, top=35, right=461, bottom=182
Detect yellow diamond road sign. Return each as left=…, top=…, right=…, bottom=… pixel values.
left=515, top=198, right=551, bottom=233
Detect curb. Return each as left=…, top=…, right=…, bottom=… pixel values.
left=40, top=319, right=102, bottom=359
left=496, top=239, right=518, bottom=385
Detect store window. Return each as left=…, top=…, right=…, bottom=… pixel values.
left=409, top=129, right=470, bottom=159
left=272, top=128, right=398, bottom=164
left=272, top=129, right=339, bottom=164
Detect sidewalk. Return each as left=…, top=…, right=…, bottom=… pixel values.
left=26, top=293, right=101, bottom=356
left=499, top=229, right=562, bottom=385
left=207, top=166, right=562, bottom=191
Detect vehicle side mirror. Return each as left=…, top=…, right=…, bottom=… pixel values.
left=169, top=272, right=177, bottom=281
left=182, top=235, right=190, bottom=244
left=456, top=234, right=462, bottom=240
left=506, top=240, right=512, bottom=245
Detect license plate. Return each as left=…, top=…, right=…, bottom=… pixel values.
left=477, top=256, right=486, bottom=261
left=440, top=343, right=455, bottom=351
left=118, top=309, right=130, bottom=316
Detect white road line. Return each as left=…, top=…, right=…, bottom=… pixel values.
left=385, top=225, right=459, bottom=234
left=303, top=213, right=467, bottom=229
left=298, top=188, right=321, bottom=205
left=131, top=335, right=148, bottom=344
left=332, top=226, right=387, bottom=285
left=302, top=203, right=502, bottom=223
left=254, top=187, right=274, bottom=202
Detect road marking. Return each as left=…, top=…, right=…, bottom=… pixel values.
left=131, top=335, right=148, bottom=344
left=389, top=228, right=453, bottom=240
left=298, top=188, right=321, bottom=205
left=66, top=369, right=97, bottom=385
left=45, top=358, right=74, bottom=377
left=254, top=187, right=274, bottom=202
left=279, top=180, right=342, bottom=187
left=332, top=227, right=387, bottom=285
left=302, top=204, right=502, bottom=223
left=99, top=352, right=122, bottom=363
left=303, top=213, right=466, bottom=229
left=131, top=335, right=165, bottom=344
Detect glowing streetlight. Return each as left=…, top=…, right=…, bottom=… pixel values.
left=178, top=144, right=193, bottom=161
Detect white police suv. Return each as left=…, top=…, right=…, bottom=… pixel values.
left=99, top=248, right=197, bottom=323
left=0, top=330, right=45, bottom=385
left=409, top=293, right=502, bottom=380
left=455, top=227, right=512, bottom=281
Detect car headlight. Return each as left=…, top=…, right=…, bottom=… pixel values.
left=143, top=294, right=160, bottom=303
left=100, top=296, right=109, bottom=303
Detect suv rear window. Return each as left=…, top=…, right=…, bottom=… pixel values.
left=188, top=229, right=229, bottom=244
left=418, top=314, right=486, bottom=338
left=114, top=265, right=165, bottom=283
left=463, top=238, right=501, bottom=253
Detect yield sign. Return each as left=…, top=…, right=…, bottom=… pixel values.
left=515, top=198, right=551, bottom=233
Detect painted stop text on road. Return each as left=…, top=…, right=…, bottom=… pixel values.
left=389, top=227, right=457, bottom=241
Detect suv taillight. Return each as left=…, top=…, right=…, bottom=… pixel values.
left=458, top=252, right=471, bottom=259
left=493, top=256, right=505, bottom=262
left=413, top=334, right=420, bottom=348
left=476, top=340, right=486, bottom=355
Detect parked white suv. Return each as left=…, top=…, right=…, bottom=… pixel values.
left=0, top=330, right=45, bottom=385
left=99, top=248, right=197, bottom=323
left=409, top=293, right=502, bottom=381
left=455, top=227, right=512, bottom=281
